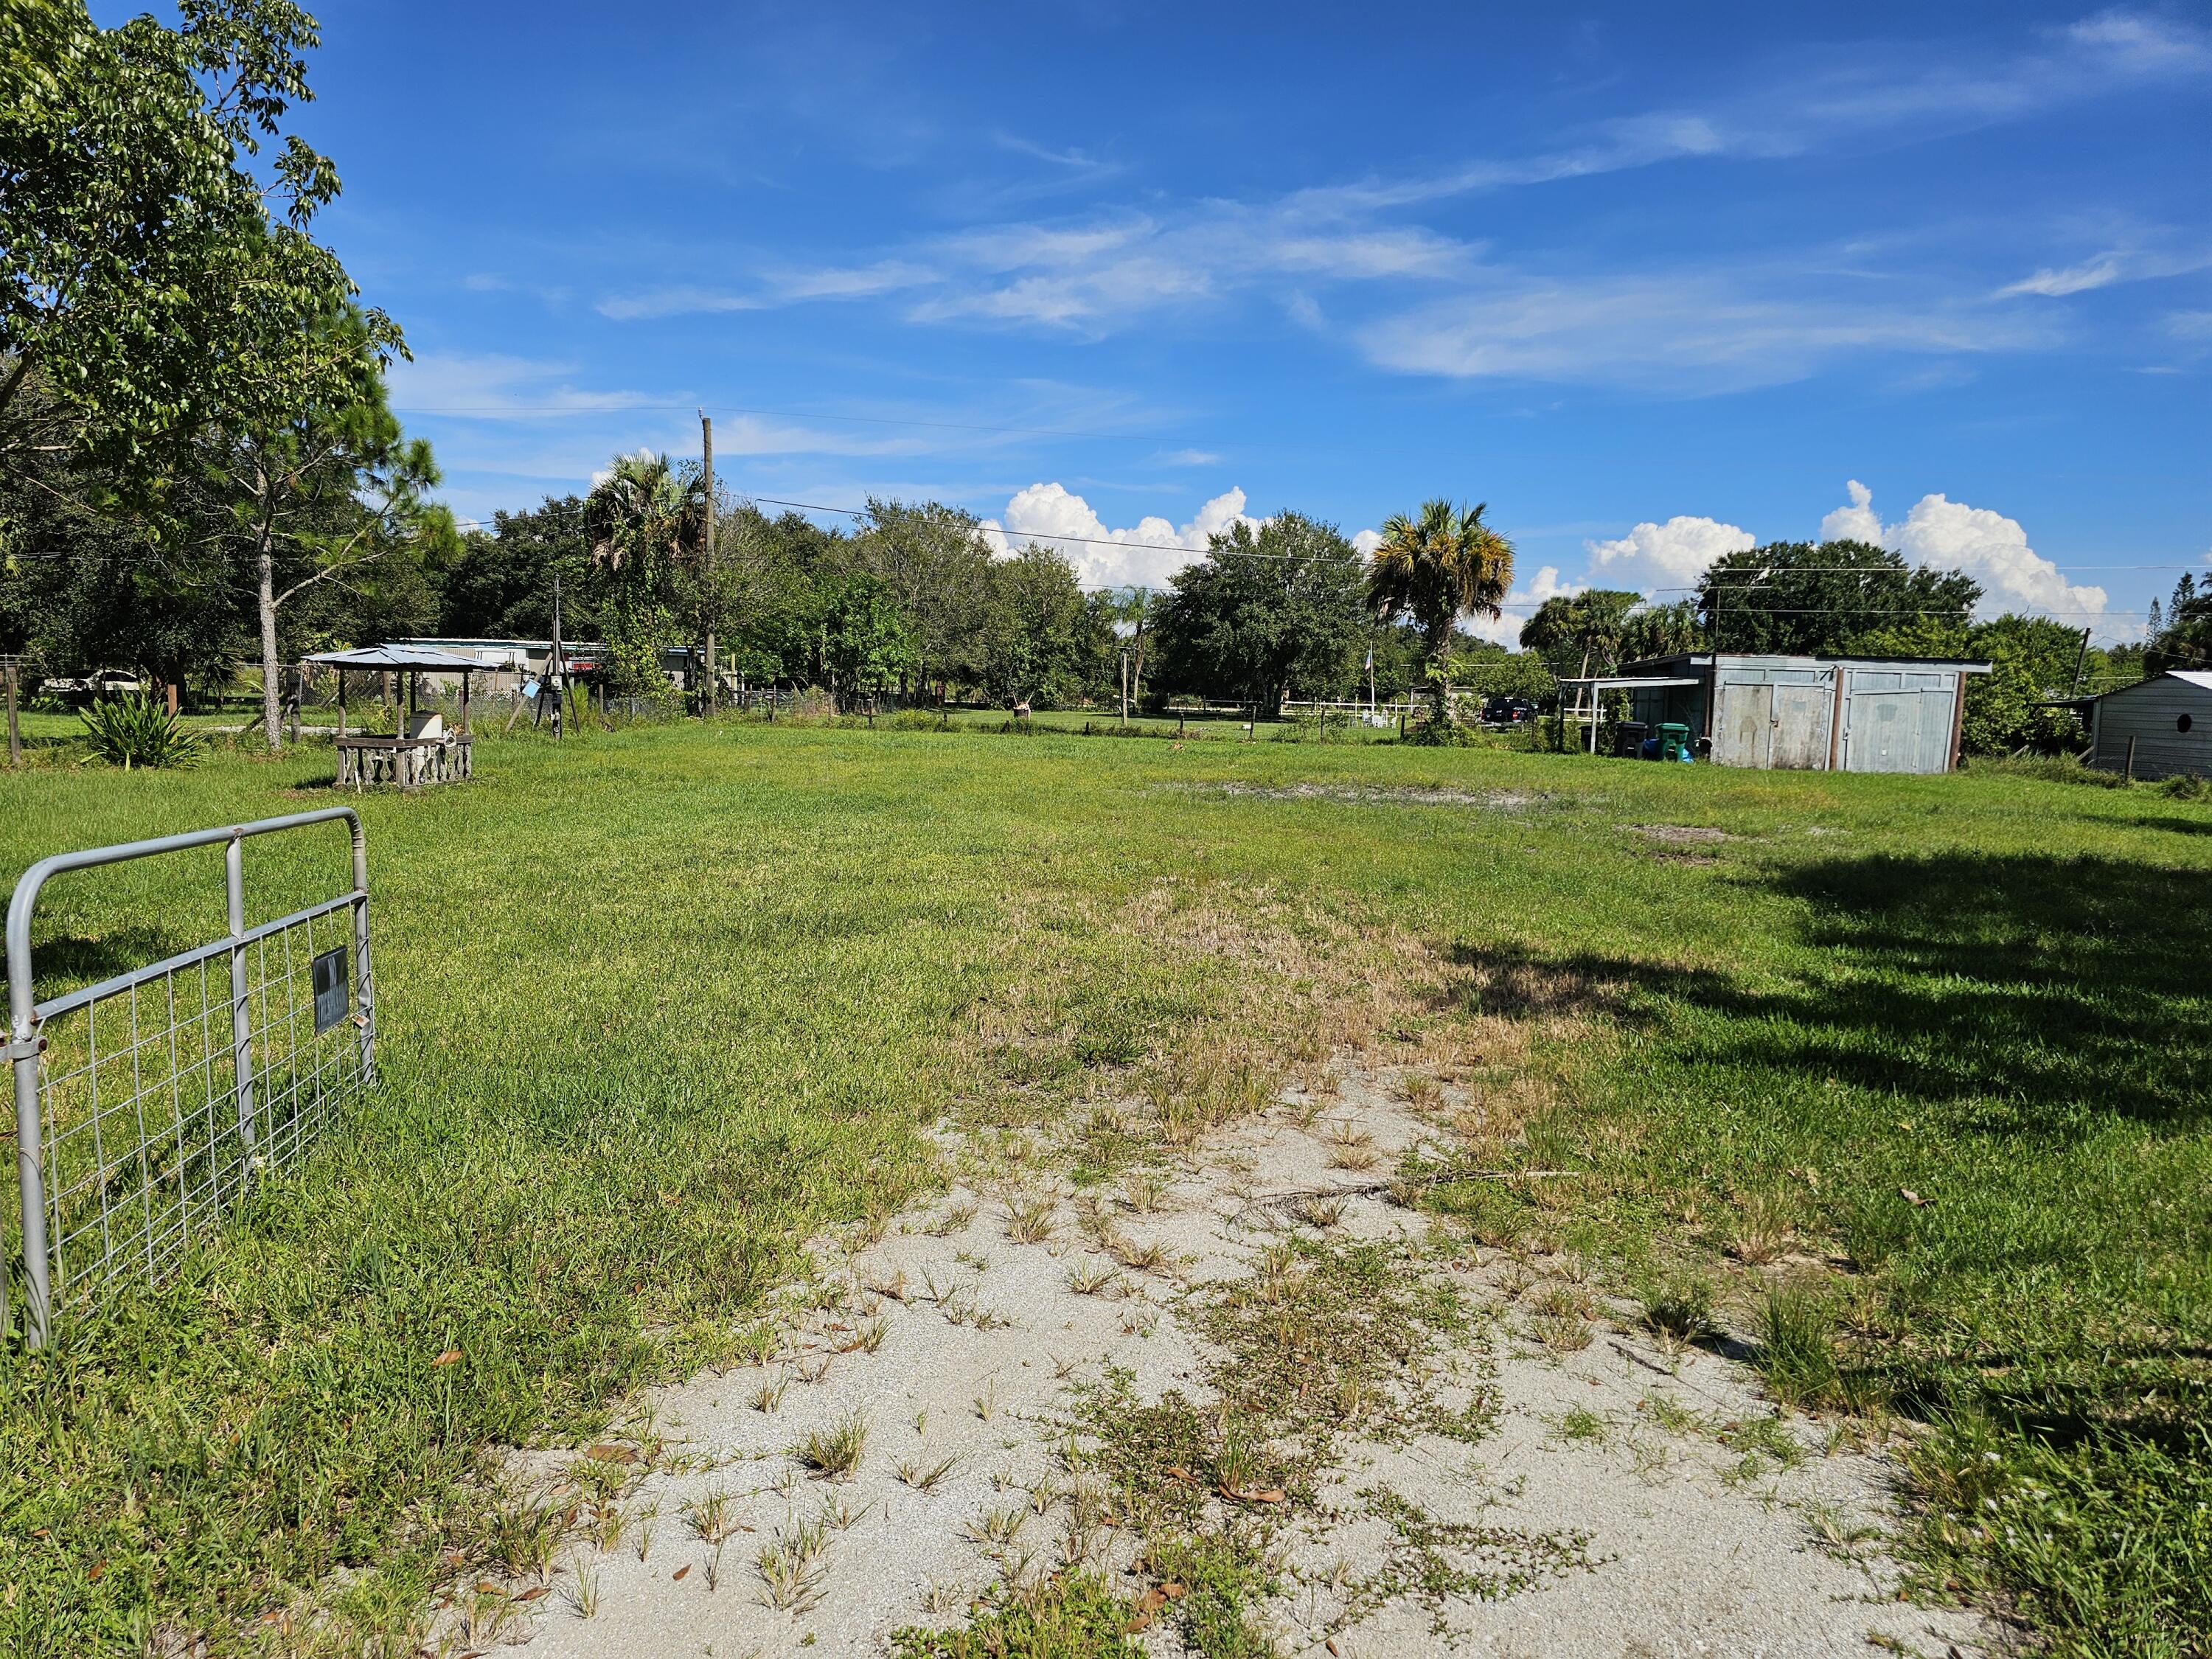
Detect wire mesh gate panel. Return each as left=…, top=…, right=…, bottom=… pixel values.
left=5, top=809, right=375, bottom=1349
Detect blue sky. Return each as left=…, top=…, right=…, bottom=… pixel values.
left=209, top=3, right=2212, bottom=639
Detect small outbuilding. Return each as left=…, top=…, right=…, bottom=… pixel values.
left=1563, top=652, right=1992, bottom=773
left=2085, top=669, right=2212, bottom=780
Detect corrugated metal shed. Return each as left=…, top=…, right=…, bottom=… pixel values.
left=2087, top=671, right=2212, bottom=779
left=1608, top=653, right=1990, bottom=774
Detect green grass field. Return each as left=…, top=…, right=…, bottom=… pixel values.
left=1, top=722, right=2206, bottom=1656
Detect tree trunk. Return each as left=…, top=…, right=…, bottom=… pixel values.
left=257, top=538, right=282, bottom=752
left=1427, top=624, right=1452, bottom=726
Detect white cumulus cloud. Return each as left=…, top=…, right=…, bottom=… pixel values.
left=980, top=484, right=1261, bottom=588
left=1584, top=515, right=1757, bottom=593
left=1818, top=481, right=2108, bottom=627
left=1820, top=479, right=1885, bottom=543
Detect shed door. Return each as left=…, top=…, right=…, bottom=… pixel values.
left=1846, top=688, right=1952, bottom=773
left=1770, top=682, right=1833, bottom=770
left=1714, top=682, right=1772, bottom=768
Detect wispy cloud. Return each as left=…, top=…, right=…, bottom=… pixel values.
left=597, top=260, right=933, bottom=321
left=1994, top=245, right=2212, bottom=298
left=992, top=132, right=1116, bottom=173
left=1355, top=269, right=2056, bottom=394
left=1291, top=10, right=2211, bottom=214
left=578, top=11, right=2205, bottom=395
left=387, top=352, right=671, bottom=418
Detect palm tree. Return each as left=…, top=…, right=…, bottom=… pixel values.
left=1364, top=498, right=1514, bottom=723
left=585, top=452, right=707, bottom=699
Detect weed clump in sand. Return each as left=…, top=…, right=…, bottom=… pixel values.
left=791, top=1410, right=869, bottom=1480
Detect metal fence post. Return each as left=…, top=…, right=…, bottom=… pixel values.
left=226, top=833, right=256, bottom=1150
left=7, top=880, right=53, bottom=1350
left=349, top=813, right=375, bottom=1086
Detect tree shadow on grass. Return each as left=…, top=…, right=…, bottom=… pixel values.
left=0, top=925, right=184, bottom=1001
left=1756, top=850, right=2211, bottom=1135
left=1452, top=850, right=2212, bottom=1459
left=1454, top=852, right=2211, bottom=1137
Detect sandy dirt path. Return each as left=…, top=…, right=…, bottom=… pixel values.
left=442, top=1069, right=1992, bottom=1659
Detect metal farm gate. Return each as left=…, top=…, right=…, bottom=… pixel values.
left=5, top=809, right=374, bottom=1349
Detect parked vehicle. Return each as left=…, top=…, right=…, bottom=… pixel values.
left=39, top=668, right=145, bottom=706
left=1478, top=695, right=1538, bottom=726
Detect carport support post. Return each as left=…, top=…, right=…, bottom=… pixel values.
left=225, top=835, right=257, bottom=1151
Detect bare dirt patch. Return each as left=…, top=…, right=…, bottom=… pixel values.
left=1627, top=824, right=1731, bottom=846
left=1164, top=782, right=1555, bottom=812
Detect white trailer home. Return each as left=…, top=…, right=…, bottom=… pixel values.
left=2087, top=670, right=2212, bottom=780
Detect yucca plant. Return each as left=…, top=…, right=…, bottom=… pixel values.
left=79, top=692, right=204, bottom=770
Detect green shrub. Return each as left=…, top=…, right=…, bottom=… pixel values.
left=2161, top=771, right=2212, bottom=803
left=77, top=693, right=203, bottom=770
left=1403, top=717, right=1481, bottom=747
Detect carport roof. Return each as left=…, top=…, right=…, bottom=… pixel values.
left=304, top=645, right=485, bottom=671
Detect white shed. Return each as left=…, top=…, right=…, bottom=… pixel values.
left=2088, top=670, right=2212, bottom=780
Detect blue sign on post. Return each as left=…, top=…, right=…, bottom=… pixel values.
left=312, top=946, right=349, bottom=1033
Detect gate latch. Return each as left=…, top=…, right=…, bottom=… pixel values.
left=5, top=1030, right=45, bottom=1062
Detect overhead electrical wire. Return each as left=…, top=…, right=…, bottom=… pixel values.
left=394, top=403, right=1166, bottom=444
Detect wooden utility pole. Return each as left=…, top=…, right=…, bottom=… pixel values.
left=550, top=574, right=565, bottom=740
left=4, top=657, right=20, bottom=768
left=702, top=413, right=717, bottom=714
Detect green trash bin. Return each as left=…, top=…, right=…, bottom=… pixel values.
left=1657, top=722, right=1693, bottom=762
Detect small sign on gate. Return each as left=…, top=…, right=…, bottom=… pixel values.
left=312, top=946, right=349, bottom=1032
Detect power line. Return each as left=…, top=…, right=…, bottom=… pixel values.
left=741, top=493, right=1366, bottom=566
left=394, top=403, right=1166, bottom=445
left=1688, top=603, right=2154, bottom=617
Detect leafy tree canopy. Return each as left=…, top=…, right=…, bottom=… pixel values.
left=439, top=496, right=597, bottom=641
left=1518, top=589, right=1641, bottom=678
left=850, top=498, right=993, bottom=692
left=975, top=545, right=1096, bottom=708
left=1152, top=512, right=1368, bottom=710
left=2147, top=569, right=2212, bottom=675
left=1698, top=540, right=1980, bottom=656
left=1, top=0, right=389, bottom=498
